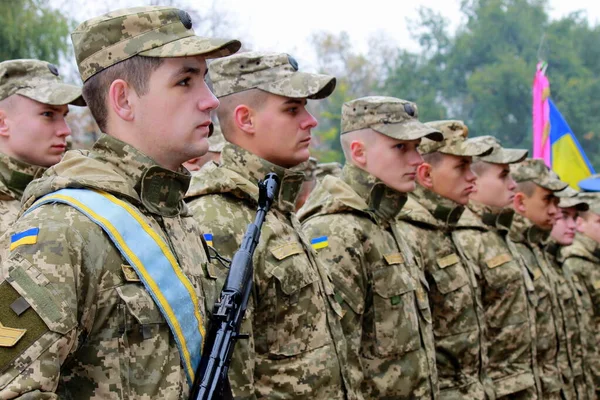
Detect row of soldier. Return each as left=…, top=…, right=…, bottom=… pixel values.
left=0, top=4, right=599, bottom=400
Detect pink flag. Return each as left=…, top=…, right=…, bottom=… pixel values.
left=532, top=61, right=551, bottom=166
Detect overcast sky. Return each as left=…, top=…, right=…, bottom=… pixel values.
left=57, top=0, right=600, bottom=72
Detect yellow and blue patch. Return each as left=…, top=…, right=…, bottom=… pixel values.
left=310, top=236, right=329, bottom=250
left=10, top=228, right=39, bottom=251
left=203, top=233, right=213, bottom=247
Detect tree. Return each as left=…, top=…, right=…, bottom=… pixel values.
left=1, top=0, right=72, bottom=64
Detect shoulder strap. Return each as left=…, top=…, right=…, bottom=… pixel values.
left=25, top=188, right=204, bottom=385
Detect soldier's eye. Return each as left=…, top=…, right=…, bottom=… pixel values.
left=41, top=111, right=54, bottom=118
left=177, top=77, right=191, bottom=86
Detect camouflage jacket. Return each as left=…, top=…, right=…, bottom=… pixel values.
left=185, top=143, right=358, bottom=400
left=547, top=241, right=596, bottom=400
left=298, top=164, right=438, bottom=399
left=0, top=134, right=211, bottom=399
left=395, top=186, right=493, bottom=400
left=560, top=235, right=600, bottom=395
left=506, top=213, right=571, bottom=398
left=453, top=202, right=539, bottom=398
left=0, top=153, right=44, bottom=238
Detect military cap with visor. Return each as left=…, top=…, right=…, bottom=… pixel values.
left=209, top=51, right=336, bottom=99
left=557, top=186, right=590, bottom=211
left=0, top=59, right=85, bottom=106
left=511, top=158, right=569, bottom=192
left=341, top=96, right=443, bottom=142
left=577, top=192, right=600, bottom=214
left=420, top=120, right=493, bottom=157
left=71, top=6, right=242, bottom=82
left=473, top=136, right=528, bottom=164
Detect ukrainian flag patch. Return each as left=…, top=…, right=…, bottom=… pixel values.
left=311, top=236, right=328, bottom=250
left=10, top=228, right=39, bottom=251
left=203, top=233, right=213, bottom=247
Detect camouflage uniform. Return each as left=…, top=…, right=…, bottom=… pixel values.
left=185, top=52, right=358, bottom=399
left=507, top=159, right=573, bottom=399
left=0, top=59, right=85, bottom=237
left=299, top=97, right=441, bottom=399
left=0, top=6, right=240, bottom=398
left=452, top=137, right=539, bottom=399
left=395, top=121, right=496, bottom=400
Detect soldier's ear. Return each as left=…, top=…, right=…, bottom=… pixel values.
left=513, top=192, right=527, bottom=214
left=183, top=157, right=202, bottom=172
left=108, top=79, right=134, bottom=123
left=0, top=108, right=8, bottom=137
left=417, top=163, right=433, bottom=189
left=575, top=214, right=586, bottom=233
left=349, top=139, right=366, bottom=167
left=233, top=104, right=255, bottom=136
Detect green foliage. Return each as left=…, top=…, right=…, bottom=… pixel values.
left=1, top=0, right=72, bottom=64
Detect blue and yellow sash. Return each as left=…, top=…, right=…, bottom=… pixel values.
left=25, top=188, right=204, bottom=384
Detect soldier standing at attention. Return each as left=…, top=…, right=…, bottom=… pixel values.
left=453, top=136, right=541, bottom=399
left=184, top=51, right=360, bottom=400
left=394, top=120, right=496, bottom=399
left=0, top=59, right=85, bottom=236
left=299, top=96, right=442, bottom=399
left=0, top=6, right=240, bottom=398
left=507, top=159, right=574, bottom=399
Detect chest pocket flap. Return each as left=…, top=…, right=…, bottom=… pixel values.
left=431, top=254, right=469, bottom=294
left=270, top=243, right=319, bottom=295
left=116, top=284, right=165, bottom=325
left=372, top=258, right=415, bottom=299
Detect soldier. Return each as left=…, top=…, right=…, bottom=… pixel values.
left=299, top=96, right=442, bottom=398
left=0, top=6, right=240, bottom=398
left=184, top=51, right=360, bottom=399
left=0, top=59, right=85, bottom=236
left=507, top=159, right=573, bottom=399
left=184, top=123, right=227, bottom=171
left=452, top=136, right=540, bottom=399
left=549, top=188, right=598, bottom=399
left=395, top=120, right=495, bottom=399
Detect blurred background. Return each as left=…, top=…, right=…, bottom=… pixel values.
left=3, top=0, right=599, bottom=169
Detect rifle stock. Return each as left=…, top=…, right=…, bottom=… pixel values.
left=190, top=172, right=280, bottom=400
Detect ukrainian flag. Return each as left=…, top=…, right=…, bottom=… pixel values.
left=311, top=236, right=329, bottom=250
left=10, top=228, right=39, bottom=250
left=549, top=99, right=596, bottom=189
left=203, top=233, right=213, bottom=247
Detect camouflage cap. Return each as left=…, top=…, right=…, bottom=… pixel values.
left=557, top=187, right=589, bottom=211
left=419, top=120, right=493, bottom=156
left=71, top=6, right=241, bottom=82
left=0, top=59, right=85, bottom=106
left=209, top=51, right=336, bottom=99
left=511, top=158, right=568, bottom=192
left=207, top=125, right=226, bottom=153
left=340, top=96, right=442, bottom=141
left=315, top=162, right=343, bottom=180
left=474, top=136, right=528, bottom=164
left=578, top=192, right=600, bottom=214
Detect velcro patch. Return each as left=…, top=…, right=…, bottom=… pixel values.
left=0, top=323, right=26, bottom=347
left=593, top=280, right=600, bottom=290
left=437, top=253, right=460, bottom=269
left=533, top=268, right=543, bottom=281
left=9, top=228, right=39, bottom=251
left=203, top=233, right=213, bottom=247
left=486, top=253, right=512, bottom=269
left=310, top=236, right=329, bottom=250
left=383, top=253, right=405, bottom=265
left=271, top=242, right=304, bottom=260
left=121, top=264, right=141, bottom=282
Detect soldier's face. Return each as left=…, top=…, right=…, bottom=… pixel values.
left=428, top=154, right=477, bottom=204
left=251, top=94, right=318, bottom=168
left=131, top=56, right=219, bottom=170
left=577, top=212, right=600, bottom=243
left=365, top=134, right=423, bottom=193
left=517, top=185, right=559, bottom=230
left=0, top=95, right=71, bottom=167
left=551, top=207, right=578, bottom=245
left=470, top=163, right=516, bottom=207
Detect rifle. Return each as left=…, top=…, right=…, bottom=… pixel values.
left=190, top=172, right=280, bottom=400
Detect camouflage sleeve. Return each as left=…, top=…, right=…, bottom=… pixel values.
left=564, top=258, right=600, bottom=317
left=188, top=195, right=259, bottom=399
left=302, top=214, right=367, bottom=387
left=0, top=204, right=108, bottom=398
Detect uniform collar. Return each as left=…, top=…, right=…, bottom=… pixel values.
left=508, top=212, right=550, bottom=245
left=469, top=201, right=515, bottom=233
left=220, top=143, right=304, bottom=213
left=341, top=164, right=406, bottom=222
left=90, top=134, right=190, bottom=217
left=412, top=184, right=464, bottom=228
left=0, top=152, right=45, bottom=200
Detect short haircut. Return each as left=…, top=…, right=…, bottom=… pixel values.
left=422, top=151, right=444, bottom=166
left=216, top=88, right=269, bottom=138
left=471, top=160, right=492, bottom=177
left=340, top=128, right=377, bottom=161
left=515, top=180, right=537, bottom=197
left=82, top=56, right=163, bottom=132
